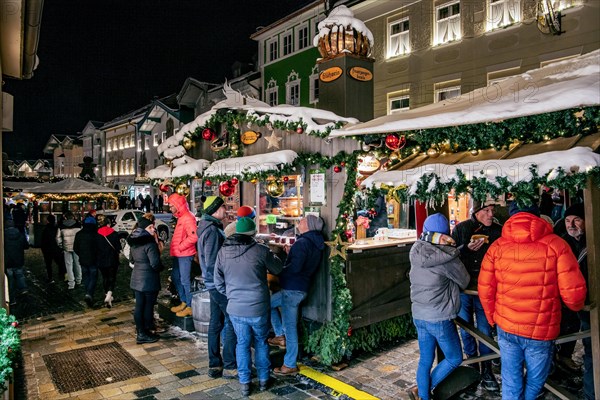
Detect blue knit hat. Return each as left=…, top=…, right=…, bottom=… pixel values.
left=423, top=213, right=450, bottom=235
left=84, top=216, right=97, bottom=225
left=509, top=202, right=540, bottom=217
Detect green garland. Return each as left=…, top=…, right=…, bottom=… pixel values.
left=0, top=309, right=20, bottom=393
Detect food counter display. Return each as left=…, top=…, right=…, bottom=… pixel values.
left=257, top=174, right=304, bottom=236
left=345, top=235, right=416, bottom=329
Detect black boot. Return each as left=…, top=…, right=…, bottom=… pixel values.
left=136, top=331, right=159, bottom=344
left=481, top=361, right=500, bottom=392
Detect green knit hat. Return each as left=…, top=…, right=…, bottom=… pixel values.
left=236, top=217, right=256, bottom=235
left=202, top=196, right=224, bottom=215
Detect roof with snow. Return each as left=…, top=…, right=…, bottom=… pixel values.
left=331, top=50, right=600, bottom=137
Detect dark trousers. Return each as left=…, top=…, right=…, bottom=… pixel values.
left=42, top=248, right=66, bottom=280
left=81, top=264, right=98, bottom=298
left=208, top=289, right=237, bottom=370
left=99, top=265, right=118, bottom=293
left=134, top=290, right=158, bottom=333
left=557, top=306, right=580, bottom=358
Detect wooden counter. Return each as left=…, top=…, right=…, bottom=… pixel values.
left=345, top=237, right=416, bottom=329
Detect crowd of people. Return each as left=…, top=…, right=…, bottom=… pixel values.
left=408, top=198, right=593, bottom=400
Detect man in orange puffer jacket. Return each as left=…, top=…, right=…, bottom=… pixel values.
left=168, top=193, right=198, bottom=317
left=479, top=202, right=586, bottom=400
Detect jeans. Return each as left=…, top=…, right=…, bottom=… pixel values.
left=497, top=326, right=553, bottom=400
left=458, top=293, right=493, bottom=356
left=6, top=268, right=28, bottom=300
left=270, top=289, right=307, bottom=368
left=81, top=264, right=98, bottom=298
left=413, top=319, right=463, bottom=400
left=171, top=256, right=193, bottom=305
left=64, top=251, right=82, bottom=288
left=133, top=290, right=158, bottom=333
left=580, top=317, right=595, bottom=400
left=229, top=314, right=270, bottom=384
left=208, top=289, right=237, bottom=370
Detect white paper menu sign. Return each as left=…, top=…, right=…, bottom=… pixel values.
left=310, top=170, right=326, bottom=205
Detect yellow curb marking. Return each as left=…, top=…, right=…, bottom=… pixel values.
left=298, top=364, right=380, bottom=400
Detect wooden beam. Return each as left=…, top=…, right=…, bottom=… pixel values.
left=584, top=176, right=600, bottom=395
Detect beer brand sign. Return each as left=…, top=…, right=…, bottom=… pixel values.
left=319, top=67, right=343, bottom=82
left=348, top=67, right=372, bottom=81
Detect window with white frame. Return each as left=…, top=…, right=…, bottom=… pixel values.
left=540, top=55, right=579, bottom=68
left=487, top=0, right=520, bottom=30
left=145, top=137, right=150, bottom=150
left=297, top=23, right=309, bottom=50
left=125, top=159, right=130, bottom=175
left=388, top=18, right=410, bottom=58
left=286, top=71, right=300, bottom=106
left=268, top=38, right=278, bottom=62
left=137, top=139, right=142, bottom=152
left=120, top=137, right=125, bottom=149
left=120, top=160, right=125, bottom=175
left=435, top=86, right=461, bottom=102
left=389, top=95, right=410, bottom=114
left=309, top=66, right=319, bottom=104
left=107, top=161, right=112, bottom=176
left=435, top=1, right=461, bottom=45
left=130, top=158, right=135, bottom=175
left=283, top=31, right=293, bottom=56
left=266, top=78, right=279, bottom=106
left=130, top=133, right=135, bottom=147
left=161, top=131, right=166, bottom=143
left=153, top=132, right=159, bottom=146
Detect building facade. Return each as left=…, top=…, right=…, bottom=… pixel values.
left=42, top=135, right=83, bottom=178
left=79, top=120, right=105, bottom=183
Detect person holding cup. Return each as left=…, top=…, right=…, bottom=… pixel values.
left=269, top=215, right=325, bottom=376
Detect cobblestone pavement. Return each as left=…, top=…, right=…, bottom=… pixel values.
left=13, top=248, right=586, bottom=399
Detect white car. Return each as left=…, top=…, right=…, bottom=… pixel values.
left=102, top=210, right=170, bottom=248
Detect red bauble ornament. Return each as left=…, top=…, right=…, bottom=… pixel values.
left=333, top=165, right=342, bottom=173
left=219, top=181, right=235, bottom=197
left=231, top=177, right=239, bottom=185
left=296, top=126, right=304, bottom=134
left=385, top=133, right=401, bottom=150
left=202, top=128, right=217, bottom=141
left=159, top=184, right=170, bottom=193
left=283, top=176, right=289, bottom=182
left=347, top=326, right=353, bottom=337
left=345, top=231, right=353, bottom=239
left=205, top=179, right=212, bottom=187
left=11, top=321, right=18, bottom=328
left=340, top=161, right=346, bottom=167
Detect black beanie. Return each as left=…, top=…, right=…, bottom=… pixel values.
left=564, top=203, right=585, bottom=220
left=138, top=218, right=153, bottom=230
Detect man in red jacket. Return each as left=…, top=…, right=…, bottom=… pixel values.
left=168, top=193, right=198, bottom=317
left=479, top=202, right=586, bottom=400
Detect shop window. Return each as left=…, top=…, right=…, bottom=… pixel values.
left=297, top=23, right=309, bottom=50
left=266, top=78, right=278, bottom=106
left=286, top=71, right=300, bottom=106
left=309, top=66, right=319, bottom=104
left=487, top=0, right=520, bottom=31
left=389, top=95, right=410, bottom=114
left=257, top=174, right=304, bottom=236
left=283, top=31, right=293, bottom=56
left=388, top=18, right=410, bottom=58
left=435, top=1, right=461, bottom=45
left=268, top=38, right=278, bottom=62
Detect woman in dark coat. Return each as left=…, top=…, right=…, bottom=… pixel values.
left=41, top=214, right=66, bottom=283
left=128, top=216, right=163, bottom=344
left=96, top=214, right=121, bottom=308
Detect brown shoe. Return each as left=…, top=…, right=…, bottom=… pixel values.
left=176, top=306, right=192, bottom=317
left=408, top=386, right=421, bottom=400
left=273, top=365, right=299, bottom=376
left=267, top=335, right=286, bottom=348
left=170, top=302, right=187, bottom=313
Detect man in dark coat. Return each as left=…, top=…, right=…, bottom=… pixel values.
left=451, top=199, right=502, bottom=391
left=4, top=218, right=29, bottom=304
left=74, top=216, right=99, bottom=307
left=96, top=214, right=121, bottom=308
left=41, top=214, right=66, bottom=283
left=270, top=215, right=325, bottom=376
left=215, top=217, right=282, bottom=396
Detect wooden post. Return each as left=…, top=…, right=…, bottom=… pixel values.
left=583, top=177, right=600, bottom=394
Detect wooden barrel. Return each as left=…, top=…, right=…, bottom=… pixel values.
left=191, top=291, right=210, bottom=337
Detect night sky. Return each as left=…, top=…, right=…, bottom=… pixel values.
left=3, top=0, right=307, bottom=161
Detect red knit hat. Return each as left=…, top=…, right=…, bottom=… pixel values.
left=237, top=205, right=256, bottom=219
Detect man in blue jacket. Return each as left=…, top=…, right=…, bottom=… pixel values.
left=270, top=215, right=325, bottom=375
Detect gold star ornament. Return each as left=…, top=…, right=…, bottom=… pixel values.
left=264, top=131, right=282, bottom=149
left=325, top=234, right=349, bottom=260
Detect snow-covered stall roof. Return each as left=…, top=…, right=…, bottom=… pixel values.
left=28, top=178, right=119, bottom=194
left=331, top=50, right=600, bottom=137
left=147, top=156, right=210, bottom=180
left=204, top=150, right=298, bottom=177
left=362, top=146, right=600, bottom=191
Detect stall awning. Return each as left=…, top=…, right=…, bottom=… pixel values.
left=204, top=150, right=298, bottom=177
left=363, top=133, right=600, bottom=189
left=28, top=178, right=120, bottom=194
left=330, top=50, right=600, bottom=137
